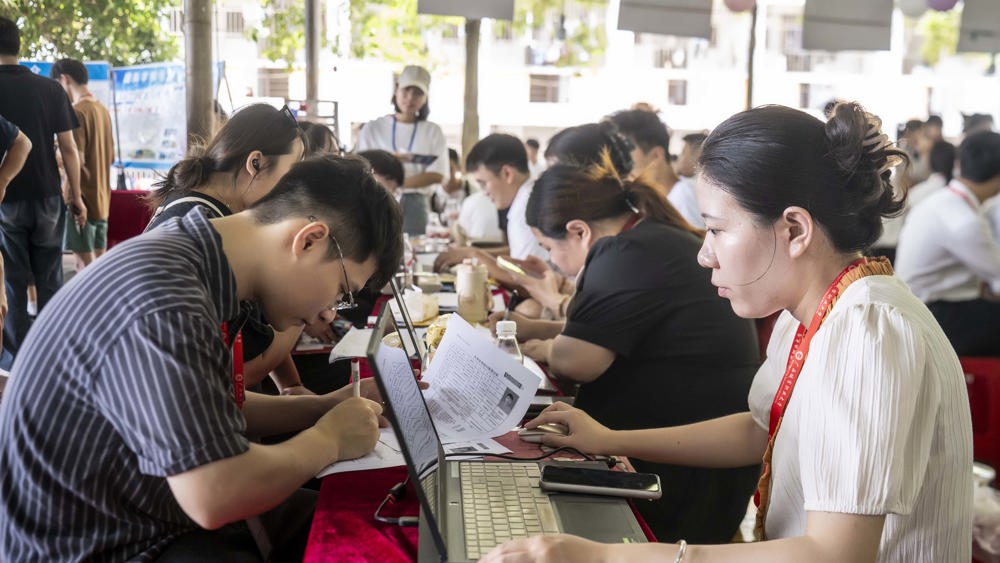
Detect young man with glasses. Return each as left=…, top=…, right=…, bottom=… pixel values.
left=0, top=155, right=403, bottom=561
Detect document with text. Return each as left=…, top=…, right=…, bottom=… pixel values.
left=422, top=315, right=540, bottom=441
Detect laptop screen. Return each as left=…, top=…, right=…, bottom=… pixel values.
left=367, top=306, right=449, bottom=559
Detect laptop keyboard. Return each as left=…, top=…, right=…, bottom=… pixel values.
left=459, top=462, right=559, bottom=559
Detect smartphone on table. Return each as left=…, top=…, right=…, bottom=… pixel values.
left=539, top=465, right=662, bottom=500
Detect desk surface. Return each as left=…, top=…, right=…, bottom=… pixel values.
left=303, top=433, right=654, bottom=562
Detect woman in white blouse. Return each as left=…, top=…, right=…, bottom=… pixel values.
left=356, top=64, right=449, bottom=235
left=483, top=102, right=973, bottom=562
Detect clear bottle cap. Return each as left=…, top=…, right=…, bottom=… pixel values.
left=496, top=320, right=517, bottom=337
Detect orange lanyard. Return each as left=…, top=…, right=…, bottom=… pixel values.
left=947, top=185, right=977, bottom=212
left=220, top=322, right=245, bottom=409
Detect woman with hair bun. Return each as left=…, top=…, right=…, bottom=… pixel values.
left=145, top=103, right=310, bottom=396
left=500, top=152, right=762, bottom=545
left=483, top=103, right=972, bottom=562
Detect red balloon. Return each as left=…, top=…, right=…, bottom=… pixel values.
left=927, top=0, right=958, bottom=10
left=724, top=0, right=756, bottom=12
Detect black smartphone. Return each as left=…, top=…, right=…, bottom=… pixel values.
left=539, top=465, right=662, bottom=499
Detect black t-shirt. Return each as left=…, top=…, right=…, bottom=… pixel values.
left=0, top=65, right=79, bottom=202
left=563, top=221, right=761, bottom=543
left=0, top=114, right=18, bottom=153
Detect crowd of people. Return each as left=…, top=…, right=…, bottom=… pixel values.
left=0, top=12, right=991, bottom=562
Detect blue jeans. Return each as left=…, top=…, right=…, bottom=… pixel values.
left=0, top=196, right=66, bottom=368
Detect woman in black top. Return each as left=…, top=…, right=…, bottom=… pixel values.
left=506, top=154, right=760, bottom=543
left=145, top=104, right=310, bottom=394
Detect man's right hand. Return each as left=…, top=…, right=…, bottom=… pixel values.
left=69, top=197, right=88, bottom=229
left=314, top=397, right=383, bottom=461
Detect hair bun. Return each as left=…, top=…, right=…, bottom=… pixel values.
left=824, top=102, right=904, bottom=180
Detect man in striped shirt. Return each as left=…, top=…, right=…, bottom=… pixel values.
left=0, top=155, right=403, bottom=560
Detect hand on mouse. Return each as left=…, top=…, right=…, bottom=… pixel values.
left=524, top=402, right=615, bottom=453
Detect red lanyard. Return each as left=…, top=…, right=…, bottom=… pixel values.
left=766, top=257, right=868, bottom=436
left=620, top=213, right=640, bottom=234
left=220, top=322, right=245, bottom=409
left=947, top=185, right=977, bottom=212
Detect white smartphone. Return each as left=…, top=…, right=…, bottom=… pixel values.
left=539, top=465, right=662, bottom=500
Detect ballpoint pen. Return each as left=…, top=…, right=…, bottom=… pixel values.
left=351, top=358, right=361, bottom=398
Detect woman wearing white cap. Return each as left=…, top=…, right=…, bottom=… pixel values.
left=357, top=64, right=449, bottom=235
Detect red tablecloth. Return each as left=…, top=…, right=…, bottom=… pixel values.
left=303, top=433, right=656, bottom=562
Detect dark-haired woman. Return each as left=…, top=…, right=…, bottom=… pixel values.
left=145, top=103, right=310, bottom=395
left=356, top=65, right=448, bottom=235
left=501, top=155, right=761, bottom=544
left=483, top=103, right=972, bottom=562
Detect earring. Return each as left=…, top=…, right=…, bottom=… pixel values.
left=252, top=158, right=260, bottom=172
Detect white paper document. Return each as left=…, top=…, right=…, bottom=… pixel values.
left=421, top=315, right=540, bottom=441
left=328, top=327, right=373, bottom=362
left=316, top=427, right=405, bottom=477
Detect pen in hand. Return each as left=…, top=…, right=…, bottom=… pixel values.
left=351, top=358, right=361, bottom=398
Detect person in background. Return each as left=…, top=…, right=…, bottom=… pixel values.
left=358, top=149, right=405, bottom=198
left=895, top=131, right=1000, bottom=356
left=51, top=58, right=114, bottom=270
left=451, top=147, right=503, bottom=242
left=544, top=122, right=634, bottom=175
left=675, top=131, right=708, bottom=184
left=434, top=134, right=547, bottom=286
left=493, top=153, right=760, bottom=543
left=607, top=108, right=705, bottom=228
left=905, top=139, right=955, bottom=211
left=356, top=65, right=448, bottom=236
left=145, top=103, right=310, bottom=396
left=0, top=16, right=85, bottom=369
left=924, top=114, right=943, bottom=144
left=962, top=112, right=995, bottom=138
left=0, top=114, right=31, bottom=337
left=524, top=137, right=546, bottom=179
left=0, top=155, right=403, bottom=561
left=485, top=102, right=973, bottom=563
left=300, top=121, right=339, bottom=155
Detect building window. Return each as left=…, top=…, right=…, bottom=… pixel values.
left=667, top=79, right=687, bottom=106
left=529, top=74, right=561, bottom=103
left=224, top=11, right=245, bottom=34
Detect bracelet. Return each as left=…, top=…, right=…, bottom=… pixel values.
left=674, top=539, right=687, bottom=563
left=279, top=383, right=304, bottom=394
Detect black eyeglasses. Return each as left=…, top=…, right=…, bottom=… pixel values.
left=280, top=105, right=299, bottom=129
left=308, top=215, right=357, bottom=312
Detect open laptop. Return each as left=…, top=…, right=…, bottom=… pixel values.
left=366, top=306, right=647, bottom=563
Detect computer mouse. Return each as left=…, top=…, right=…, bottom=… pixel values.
left=517, top=423, right=569, bottom=443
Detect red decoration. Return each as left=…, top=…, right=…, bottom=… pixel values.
left=724, top=0, right=756, bottom=12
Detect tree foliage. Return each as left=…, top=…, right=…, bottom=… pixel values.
left=0, top=0, right=179, bottom=66
left=917, top=8, right=959, bottom=67
left=248, top=0, right=608, bottom=69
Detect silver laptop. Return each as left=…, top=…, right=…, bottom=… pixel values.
left=366, top=307, right=647, bottom=563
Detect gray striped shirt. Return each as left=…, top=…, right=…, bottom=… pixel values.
left=0, top=208, right=250, bottom=561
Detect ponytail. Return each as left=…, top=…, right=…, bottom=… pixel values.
left=528, top=150, right=702, bottom=239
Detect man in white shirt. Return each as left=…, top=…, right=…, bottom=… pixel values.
left=434, top=134, right=548, bottom=286
left=607, top=109, right=705, bottom=229
left=525, top=138, right=546, bottom=180
left=895, top=131, right=1000, bottom=355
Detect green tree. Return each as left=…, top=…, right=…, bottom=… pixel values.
left=248, top=0, right=310, bottom=68
left=0, top=0, right=179, bottom=66
left=917, top=8, right=960, bottom=67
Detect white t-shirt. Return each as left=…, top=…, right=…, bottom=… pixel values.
left=528, top=158, right=546, bottom=180
left=457, top=191, right=502, bottom=241
left=356, top=115, right=449, bottom=191
left=667, top=177, right=705, bottom=229
left=749, top=276, right=972, bottom=561
left=895, top=179, right=1000, bottom=302
left=505, top=179, right=548, bottom=261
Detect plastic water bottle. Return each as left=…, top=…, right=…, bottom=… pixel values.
left=495, top=320, right=523, bottom=364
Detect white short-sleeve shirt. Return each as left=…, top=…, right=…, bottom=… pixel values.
left=667, top=176, right=705, bottom=229
left=505, top=179, right=548, bottom=261
left=748, top=275, right=972, bottom=561
left=356, top=114, right=449, bottom=190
